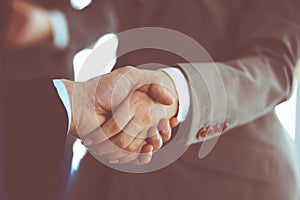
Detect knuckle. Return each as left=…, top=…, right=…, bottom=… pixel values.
left=126, top=144, right=138, bottom=152
left=119, top=141, right=128, bottom=149
left=110, top=121, right=121, bottom=133
left=141, top=115, right=152, bottom=126
left=118, top=66, right=138, bottom=75
left=125, top=145, right=135, bottom=152
left=113, top=139, right=127, bottom=149
left=160, top=127, right=168, bottom=135
left=123, top=66, right=135, bottom=71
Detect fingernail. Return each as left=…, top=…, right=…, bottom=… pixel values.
left=82, top=138, right=93, bottom=146
left=108, top=159, right=119, bottom=164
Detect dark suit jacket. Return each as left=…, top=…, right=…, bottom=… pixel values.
left=68, top=0, right=300, bottom=200
left=0, top=0, right=111, bottom=199
left=0, top=1, right=71, bottom=199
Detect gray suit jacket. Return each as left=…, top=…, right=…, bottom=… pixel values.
left=70, top=0, right=300, bottom=199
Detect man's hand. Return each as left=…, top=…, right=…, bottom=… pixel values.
left=5, top=0, right=53, bottom=47
left=84, top=90, right=178, bottom=165
left=63, top=66, right=179, bottom=164
left=64, top=66, right=178, bottom=137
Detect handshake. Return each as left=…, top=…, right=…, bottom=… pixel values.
left=62, top=66, right=179, bottom=165
left=3, top=0, right=181, bottom=166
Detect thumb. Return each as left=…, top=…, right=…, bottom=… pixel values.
left=148, top=83, right=176, bottom=105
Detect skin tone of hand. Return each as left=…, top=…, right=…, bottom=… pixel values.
left=5, top=0, right=53, bottom=47
left=63, top=66, right=179, bottom=165
left=86, top=90, right=178, bottom=165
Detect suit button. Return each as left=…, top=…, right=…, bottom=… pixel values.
left=222, top=122, right=229, bottom=133
left=196, top=122, right=229, bottom=139
left=214, top=124, right=222, bottom=134
left=196, top=127, right=208, bottom=139
left=207, top=126, right=215, bottom=136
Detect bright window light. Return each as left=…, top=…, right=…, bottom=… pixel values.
left=275, top=83, right=298, bottom=140
left=70, top=0, right=93, bottom=10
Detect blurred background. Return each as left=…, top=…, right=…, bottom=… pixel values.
left=276, top=81, right=299, bottom=141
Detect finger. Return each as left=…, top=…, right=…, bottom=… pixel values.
left=130, top=144, right=154, bottom=165
left=82, top=99, right=134, bottom=146
left=98, top=136, right=144, bottom=163
left=90, top=142, right=134, bottom=163
left=134, top=144, right=154, bottom=165
left=89, top=135, right=123, bottom=156
left=93, top=124, right=145, bottom=159
left=137, top=84, right=151, bottom=93
left=138, top=83, right=175, bottom=105
left=109, top=121, right=143, bottom=150
left=147, top=127, right=163, bottom=151
left=117, top=153, right=139, bottom=164
left=170, top=117, right=179, bottom=128
left=95, top=114, right=107, bottom=126
left=158, top=119, right=172, bottom=142
left=124, top=130, right=148, bottom=152
left=106, top=150, right=129, bottom=162
left=117, top=141, right=146, bottom=164
left=120, top=142, right=155, bottom=165
left=108, top=137, right=147, bottom=164
left=148, top=83, right=175, bottom=105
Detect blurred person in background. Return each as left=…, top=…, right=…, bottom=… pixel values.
left=0, top=0, right=75, bottom=199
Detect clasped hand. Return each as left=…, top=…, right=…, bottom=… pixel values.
left=63, top=66, right=179, bottom=165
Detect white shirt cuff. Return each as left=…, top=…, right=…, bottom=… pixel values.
left=53, top=80, right=72, bottom=133
left=49, top=11, right=69, bottom=49
left=161, top=68, right=190, bottom=123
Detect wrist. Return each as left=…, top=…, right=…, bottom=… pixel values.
left=61, top=79, right=77, bottom=136
left=159, top=71, right=178, bottom=96
left=160, top=68, right=190, bottom=123
left=156, top=70, right=179, bottom=118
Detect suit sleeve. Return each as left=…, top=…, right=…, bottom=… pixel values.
left=0, top=78, right=68, bottom=175
left=176, top=0, right=300, bottom=145
left=56, top=0, right=116, bottom=52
